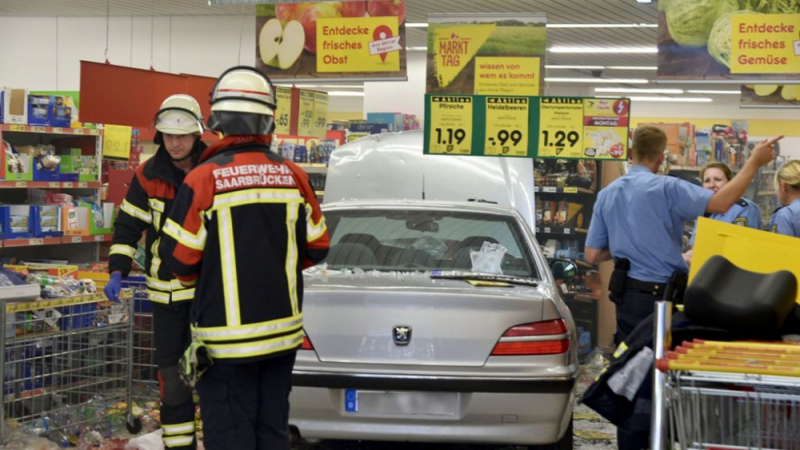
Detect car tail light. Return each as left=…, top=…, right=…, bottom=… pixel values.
left=301, top=334, right=315, bottom=351
left=491, top=319, right=570, bottom=356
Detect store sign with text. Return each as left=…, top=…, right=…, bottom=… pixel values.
left=657, top=2, right=800, bottom=83
left=426, top=14, right=546, bottom=95
left=255, top=1, right=407, bottom=81
left=423, top=95, right=630, bottom=160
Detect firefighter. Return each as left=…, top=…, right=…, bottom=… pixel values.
left=159, top=66, right=330, bottom=450
left=104, top=95, right=206, bottom=450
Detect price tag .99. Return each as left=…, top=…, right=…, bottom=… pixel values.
left=484, top=97, right=530, bottom=157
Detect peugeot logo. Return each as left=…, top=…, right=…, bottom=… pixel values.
left=393, top=325, right=412, bottom=346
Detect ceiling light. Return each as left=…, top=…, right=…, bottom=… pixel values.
left=598, top=95, right=713, bottom=103
left=635, top=0, right=654, bottom=3
left=595, top=87, right=683, bottom=94
left=686, top=90, right=741, bottom=95
left=327, top=91, right=365, bottom=97
left=546, top=23, right=657, bottom=28
left=545, top=65, right=606, bottom=70
left=546, top=77, right=649, bottom=84
left=606, top=66, right=658, bottom=70
left=549, top=46, right=657, bottom=53
left=405, top=23, right=428, bottom=28
left=406, top=46, right=428, bottom=52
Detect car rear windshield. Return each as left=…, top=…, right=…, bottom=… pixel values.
left=321, top=209, right=539, bottom=278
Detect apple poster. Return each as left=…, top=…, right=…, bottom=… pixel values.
left=256, top=1, right=408, bottom=81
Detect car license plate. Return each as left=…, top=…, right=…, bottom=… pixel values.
left=343, top=389, right=459, bottom=417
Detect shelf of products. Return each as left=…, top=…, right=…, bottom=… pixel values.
left=0, top=124, right=101, bottom=136
left=0, top=181, right=100, bottom=189
left=533, top=186, right=595, bottom=195
left=535, top=226, right=588, bottom=235
left=1, top=234, right=112, bottom=248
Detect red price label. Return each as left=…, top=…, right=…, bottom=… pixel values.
left=610, top=144, right=624, bottom=159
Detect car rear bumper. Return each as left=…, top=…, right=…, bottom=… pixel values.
left=289, top=372, right=577, bottom=445
left=293, top=371, right=577, bottom=393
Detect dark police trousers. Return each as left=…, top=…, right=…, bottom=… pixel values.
left=153, top=303, right=197, bottom=449
left=197, top=352, right=297, bottom=450
left=612, top=286, right=665, bottom=450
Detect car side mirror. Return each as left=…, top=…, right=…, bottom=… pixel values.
left=550, top=259, right=578, bottom=280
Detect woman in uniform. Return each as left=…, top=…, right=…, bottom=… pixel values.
left=683, top=162, right=762, bottom=263
left=769, top=160, right=800, bottom=237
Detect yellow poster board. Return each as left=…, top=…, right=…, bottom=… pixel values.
left=484, top=97, right=529, bottom=156
left=102, top=124, right=132, bottom=160
left=274, top=86, right=292, bottom=136
left=428, top=96, right=473, bottom=155
left=312, top=91, right=329, bottom=139
left=297, top=90, right=315, bottom=137
left=731, top=14, right=800, bottom=75
left=691, top=217, right=800, bottom=304
left=474, top=57, right=540, bottom=96
left=316, top=17, right=401, bottom=73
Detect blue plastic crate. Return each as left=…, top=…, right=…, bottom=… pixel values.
left=58, top=303, right=96, bottom=330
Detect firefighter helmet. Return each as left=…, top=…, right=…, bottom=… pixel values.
left=207, top=66, right=277, bottom=135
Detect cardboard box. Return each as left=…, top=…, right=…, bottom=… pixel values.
left=367, top=113, right=404, bottom=131
left=32, top=205, right=62, bottom=237
left=2, top=205, right=33, bottom=238
left=27, top=95, right=50, bottom=126
left=0, top=87, right=29, bottom=124
left=48, top=96, right=72, bottom=128
left=4, top=153, right=32, bottom=181
left=62, top=206, right=90, bottom=236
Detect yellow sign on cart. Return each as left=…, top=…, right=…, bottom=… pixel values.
left=691, top=217, right=800, bottom=304
left=428, top=96, right=473, bottom=155
left=484, top=97, right=529, bottom=157
left=102, top=124, right=132, bottom=160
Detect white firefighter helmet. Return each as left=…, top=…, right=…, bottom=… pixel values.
left=155, top=94, right=203, bottom=135
left=208, top=66, right=277, bottom=135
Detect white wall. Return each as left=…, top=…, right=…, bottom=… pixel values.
left=364, top=51, right=427, bottom=118
left=0, top=15, right=362, bottom=112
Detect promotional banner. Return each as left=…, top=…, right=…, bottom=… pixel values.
left=423, top=95, right=630, bottom=160
left=256, top=1, right=407, bottom=81
left=741, top=84, right=800, bottom=108
left=657, top=2, right=800, bottom=82
left=426, top=13, right=546, bottom=95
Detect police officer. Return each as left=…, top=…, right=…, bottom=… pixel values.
left=159, top=66, right=330, bottom=450
left=769, top=159, right=800, bottom=237
left=683, top=162, right=762, bottom=262
left=104, top=95, right=206, bottom=450
left=585, top=126, right=780, bottom=450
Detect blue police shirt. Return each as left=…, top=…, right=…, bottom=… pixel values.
left=769, top=198, right=800, bottom=237
left=689, top=197, right=762, bottom=247
left=586, top=165, right=713, bottom=283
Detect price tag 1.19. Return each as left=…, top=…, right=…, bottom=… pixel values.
left=428, top=96, right=473, bottom=155
left=538, top=98, right=584, bottom=159
left=484, top=97, right=530, bottom=157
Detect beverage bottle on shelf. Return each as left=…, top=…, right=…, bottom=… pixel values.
left=557, top=200, right=568, bottom=225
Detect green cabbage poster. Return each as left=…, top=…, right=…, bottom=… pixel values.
left=657, top=0, right=800, bottom=82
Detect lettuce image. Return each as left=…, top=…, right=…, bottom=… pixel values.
left=666, top=0, right=739, bottom=47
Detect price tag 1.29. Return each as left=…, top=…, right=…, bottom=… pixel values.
left=538, top=98, right=584, bottom=159
left=428, top=96, right=473, bottom=155
left=484, top=97, right=530, bottom=157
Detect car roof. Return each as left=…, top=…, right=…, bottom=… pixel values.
left=322, top=199, right=521, bottom=217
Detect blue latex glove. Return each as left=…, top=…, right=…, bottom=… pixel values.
left=104, top=272, right=122, bottom=303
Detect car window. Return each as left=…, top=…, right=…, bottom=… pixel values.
left=321, top=209, right=538, bottom=278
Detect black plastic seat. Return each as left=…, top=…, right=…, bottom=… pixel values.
left=325, top=243, right=376, bottom=267
left=684, top=255, right=797, bottom=339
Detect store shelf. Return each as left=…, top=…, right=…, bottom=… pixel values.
left=758, top=190, right=777, bottom=196
left=0, top=124, right=101, bottom=136
left=0, top=181, right=100, bottom=189
left=297, top=163, right=328, bottom=174
left=0, top=234, right=112, bottom=248
left=314, top=191, right=325, bottom=196
left=534, top=186, right=595, bottom=195
left=535, top=226, right=588, bottom=235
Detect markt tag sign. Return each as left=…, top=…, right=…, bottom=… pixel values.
left=317, top=17, right=401, bottom=72
left=424, top=94, right=630, bottom=160
left=731, top=14, right=800, bottom=74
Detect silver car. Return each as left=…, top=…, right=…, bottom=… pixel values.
left=290, top=199, right=578, bottom=448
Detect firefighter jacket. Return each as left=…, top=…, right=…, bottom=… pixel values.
left=159, top=135, right=330, bottom=363
left=109, top=140, right=207, bottom=305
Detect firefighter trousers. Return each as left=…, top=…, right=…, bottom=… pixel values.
left=153, top=302, right=196, bottom=449
left=196, top=352, right=297, bottom=450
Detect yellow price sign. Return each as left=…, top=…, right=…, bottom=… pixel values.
left=10, top=125, right=26, bottom=132
left=103, top=124, right=132, bottom=160
left=538, top=98, right=584, bottom=158
left=484, top=97, right=530, bottom=157
left=274, top=87, right=292, bottom=136
left=428, top=96, right=472, bottom=155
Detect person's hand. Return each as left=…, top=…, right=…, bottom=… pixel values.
left=682, top=249, right=693, bottom=266
left=749, top=135, right=783, bottom=167
left=104, top=272, right=122, bottom=303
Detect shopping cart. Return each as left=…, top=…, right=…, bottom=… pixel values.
left=123, top=277, right=159, bottom=400
left=652, top=301, right=800, bottom=450
left=0, top=289, right=140, bottom=443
